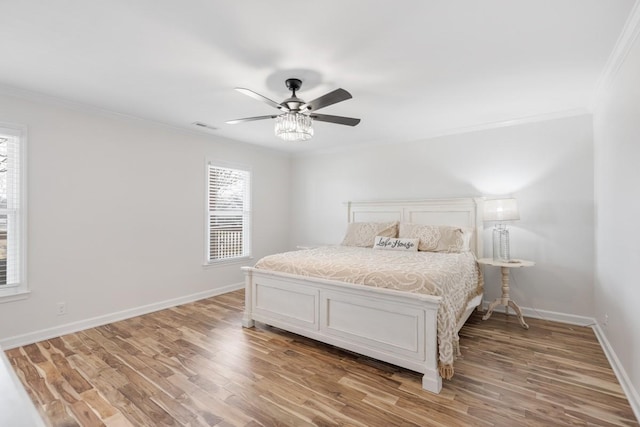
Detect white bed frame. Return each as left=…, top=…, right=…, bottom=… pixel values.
left=241, top=198, right=484, bottom=393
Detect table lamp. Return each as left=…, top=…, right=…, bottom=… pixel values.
left=484, top=198, right=519, bottom=261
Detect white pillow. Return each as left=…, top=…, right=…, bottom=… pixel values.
left=373, top=236, right=419, bottom=251
left=398, top=223, right=471, bottom=253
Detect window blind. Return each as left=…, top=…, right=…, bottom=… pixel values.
left=207, top=164, right=251, bottom=261
left=0, top=132, right=22, bottom=287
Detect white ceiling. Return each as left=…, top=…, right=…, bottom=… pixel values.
left=0, top=0, right=635, bottom=153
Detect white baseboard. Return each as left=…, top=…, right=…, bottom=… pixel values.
left=4, top=290, right=636, bottom=422
left=481, top=300, right=639, bottom=421
left=481, top=300, right=596, bottom=326
left=592, top=324, right=640, bottom=422
left=0, top=282, right=244, bottom=350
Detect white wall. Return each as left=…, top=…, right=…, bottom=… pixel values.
left=593, top=25, right=640, bottom=411
left=291, top=114, right=595, bottom=317
left=0, top=91, right=291, bottom=343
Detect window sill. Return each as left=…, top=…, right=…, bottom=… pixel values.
left=0, top=287, right=31, bottom=304
left=203, top=256, right=254, bottom=269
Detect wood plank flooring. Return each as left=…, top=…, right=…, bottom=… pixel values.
left=5, top=290, right=638, bottom=426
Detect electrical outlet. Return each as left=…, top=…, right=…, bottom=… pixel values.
left=603, top=314, right=609, bottom=327
left=56, top=302, right=67, bottom=316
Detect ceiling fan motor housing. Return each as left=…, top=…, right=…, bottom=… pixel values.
left=280, top=79, right=304, bottom=113
left=283, top=78, right=305, bottom=111
left=285, top=78, right=302, bottom=93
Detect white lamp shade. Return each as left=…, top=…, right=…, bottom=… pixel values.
left=484, top=198, right=520, bottom=221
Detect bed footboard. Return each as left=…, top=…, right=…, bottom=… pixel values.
left=241, top=266, right=444, bottom=393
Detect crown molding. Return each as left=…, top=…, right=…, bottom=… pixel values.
left=0, top=83, right=294, bottom=157
left=591, top=0, right=640, bottom=110
left=0, top=83, right=188, bottom=132
left=296, top=108, right=591, bottom=157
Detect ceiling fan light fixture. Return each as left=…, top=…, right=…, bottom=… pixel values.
left=229, top=78, right=358, bottom=141
left=274, top=112, right=313, bottom=142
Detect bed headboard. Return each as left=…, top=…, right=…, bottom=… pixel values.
left=346, top=198, right=484, bottom=257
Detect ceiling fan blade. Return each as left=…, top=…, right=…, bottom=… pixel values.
left=311, top=114, right=361, bottom=126
left=301, top=88, right=352, bottom=112
left=235, top=88, right=289, bottom=111
left=226, top=115, right=276, bottom=124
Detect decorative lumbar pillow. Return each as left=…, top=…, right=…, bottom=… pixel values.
left=373, top=236, right=419, bottom=251
left=341, top=221, right=399, bottom=247
left=398, top=223, right=470, bottom=253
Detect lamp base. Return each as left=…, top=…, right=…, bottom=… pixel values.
left=492, top=225, right=511, bottom=261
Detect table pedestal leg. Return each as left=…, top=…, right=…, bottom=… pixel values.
left=481, top=266, right=529, bottom=329
left=508, top=300, right=529, bottom=329
left=482, top=298, right=501, bottom=321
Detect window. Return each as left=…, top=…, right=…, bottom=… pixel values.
left=206, top=162, right=251, bottom=263
left=0, top=124, right=27, bottom=302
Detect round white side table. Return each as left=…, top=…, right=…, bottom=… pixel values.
left=477, top=258, right=535, bottom=329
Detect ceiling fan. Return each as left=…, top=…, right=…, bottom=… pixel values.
left=226, top=78, right=360, bottom=142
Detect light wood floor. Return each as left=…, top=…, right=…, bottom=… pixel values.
left=5, top=290, right=638, bottom=426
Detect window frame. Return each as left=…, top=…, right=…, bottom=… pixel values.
left=0, top=123, right=28, bottom=303
left=204, top=159, right=252, bottom=266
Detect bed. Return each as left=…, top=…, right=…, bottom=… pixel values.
left=241, top=198, right=484, bottom=393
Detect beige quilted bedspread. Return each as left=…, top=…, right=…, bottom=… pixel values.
left=254, top=246, right=482, bottom=377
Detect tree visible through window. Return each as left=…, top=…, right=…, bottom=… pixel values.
left=0, top=136, right=8, bottom=285
left=0, top=128, right=24, bottom=290
left=207, top=164, right=251, bottom=262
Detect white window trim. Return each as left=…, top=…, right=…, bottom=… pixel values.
left=0, top=123, right=28, bottom=304
left=202, top=255, right=253, bottom=269
left=204, top=159, right=252, bottom=266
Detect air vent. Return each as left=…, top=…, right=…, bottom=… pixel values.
left=192, top=122, right=217, bottom=130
